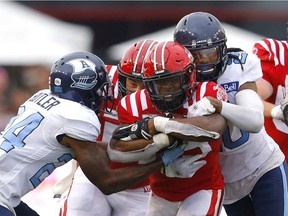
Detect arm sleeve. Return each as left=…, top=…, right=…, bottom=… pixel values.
left=220, top=89, right=264, bottom=132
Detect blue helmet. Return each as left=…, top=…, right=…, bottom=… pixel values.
left=49, top=51, right=113, bottom=114
left=174, top=12, right=228, bottom=82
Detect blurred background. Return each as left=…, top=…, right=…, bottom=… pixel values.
left=1, top=1, right=288, bottom=215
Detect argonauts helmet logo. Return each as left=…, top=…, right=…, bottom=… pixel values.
left=68, top=58, right=98, bottom=90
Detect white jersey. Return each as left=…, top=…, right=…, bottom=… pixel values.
left=216, top=51, right=284, bottom=203
left=0, top=89, right=101, bottom=211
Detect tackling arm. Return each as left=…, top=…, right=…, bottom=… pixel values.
left=60, top=135, right=164, bottom=195
left=207, top=82, right=264, bottom=133
left=256, top=78, right=284, bottom=119
left=109, top=113, right=226, bottom=162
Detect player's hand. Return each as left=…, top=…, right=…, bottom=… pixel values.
left=162, top=155, right=205, bottom=178
left=187, top=97, right=216, bottom=118
left=112, top=117, right=152, bottom=141
left=281, top=75, right=288, bottom=126
left=160, top=141, right=186, bottom=166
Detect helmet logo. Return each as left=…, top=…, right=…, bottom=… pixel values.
left=54, top=78, right=61, bottom=86
left=68, top=59, right=98, bottom=90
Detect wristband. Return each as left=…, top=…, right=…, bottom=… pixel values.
left=153, top=116, right=170, bottom=133
left=152, top=133, right=170, bottom=149
left=271, top=105, right=284, bottom=120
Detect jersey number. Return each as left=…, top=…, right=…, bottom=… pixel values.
left=0, top=107, right=73, bottom=188
left=0, top=107, right=43, bottom=152
left=222, top=126, right=249, bottom=149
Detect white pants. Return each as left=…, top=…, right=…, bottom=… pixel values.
left=147, top=189, right=224, bottom=216
left=60, top=167, right=150, bottom=216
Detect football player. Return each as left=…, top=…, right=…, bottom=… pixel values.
left=0, top=51, right=183, bottom=216
left=109, top=41, right=228, bottom=216
left=60, top=39, right=158, bottom=216
left=174, top=12, right=288, bottom=216
left=253, top=38, right=288, bottom=160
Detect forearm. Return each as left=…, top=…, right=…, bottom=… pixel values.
left=81, top=152, right=163, bottom=195
left=108, top=133, right=172, bottom=162
left=148, top=114, right=225, bottom=141
left=110, top=137, right=153, bottom=152
left=102, top=158, right=163, bottom=194
left=220, top=89, right=264, bottom=132
left=73, top=139, right=163, bottom=195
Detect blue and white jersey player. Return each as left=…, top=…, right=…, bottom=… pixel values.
left=174, top=12, right=288, bottom=216
left=0, top=51, right=179, bottom=216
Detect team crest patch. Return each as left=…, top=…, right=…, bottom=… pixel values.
left=220, top=82, right=239, bottom=93
left=68, top=58, right=98, bottom=90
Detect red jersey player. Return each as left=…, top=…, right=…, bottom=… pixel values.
left=253, top=38, right=288, bottom=160
left=109, top=41, right=228, bottom=216
left=59, top=39, right=160, bottom=216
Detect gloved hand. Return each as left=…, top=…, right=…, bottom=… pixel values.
left=162, top=155, right=206, bottom=178
left=187, top=97, right=216, bottom=118
left=160, top=142, right=186, bottom=166
left=281, top=75, right=288, bottom=126
left=112, top=117, right=152, bottom=141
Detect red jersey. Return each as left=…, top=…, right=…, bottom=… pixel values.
left=253, top=39, right=288, bottom=159
left=99, top=65, right=149, bottom=188
left=117, top=81, right=226, bottom=201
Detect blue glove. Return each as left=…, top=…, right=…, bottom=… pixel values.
left=161, top=142, right=185, bottom=166
left=112, top=117, right=152, bottom=141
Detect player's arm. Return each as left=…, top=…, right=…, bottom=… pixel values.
left=206, top=81, right=264, bottom=133
left=110, top=113, right=225, bottom=153
left=256, top=78, right=284, bottom=119
left=59, top=135, right=183, bottom=195
left=150, top=113, right=226, bottom=141
left=60, top=135, right=161, bottom=194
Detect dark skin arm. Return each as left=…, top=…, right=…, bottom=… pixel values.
left=60, top=136, right=163, bottom=195
left=110, top=113, right=226, bottom=152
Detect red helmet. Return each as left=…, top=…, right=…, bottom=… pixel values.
left=118, top=39, right=158, bottom=97
left=143, top=41, right=196, bottom=112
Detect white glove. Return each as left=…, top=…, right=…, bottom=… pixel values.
left=163, top=155, right=206, bottom=178
left=187, top=97, right=216, bottom=118
left=271, top=105, right=284, bottom=120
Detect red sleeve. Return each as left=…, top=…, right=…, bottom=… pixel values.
left=253, top=39, right=278, bottom=83
left=197, top=81, right=228, bottom=102
left=117, top=94, right=142, bottom=124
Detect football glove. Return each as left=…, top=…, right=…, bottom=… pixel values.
left=112, top=117, right=152, bottom=141
left=281, top=75, right=288, bottom=126
left=187, top=97, right=216, bottom=118
left=160, top=141, right=186, bottom=166
left=282, top=104, right=288, bottom=126
left=162, top=155, right=206, bottom=178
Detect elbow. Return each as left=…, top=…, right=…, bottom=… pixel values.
left=245, top=109, right=264, bottom=133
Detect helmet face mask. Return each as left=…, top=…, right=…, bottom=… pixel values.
left=174, top=12, right=228, bottom=82
left=49, top=52, right=114, bottom=114
left=190, top=46, right=227, bottom=81
left=144, top=70, right=190, bottom=112
left=143, top=41, right=196, bottom=113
